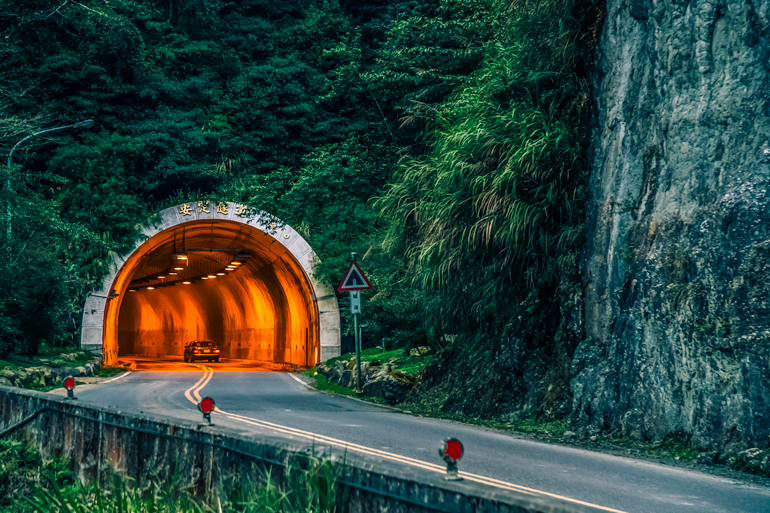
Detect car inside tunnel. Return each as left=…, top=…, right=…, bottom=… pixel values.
left=102, top=220, right=319, bottom=367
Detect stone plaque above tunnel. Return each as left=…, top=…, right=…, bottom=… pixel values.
left=81, top=203, right=341, bottom=366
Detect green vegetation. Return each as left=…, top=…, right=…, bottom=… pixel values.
left=620, top=245, right=634, bottom=263
left=2, top=0, right=596, bottom=424
left=0, top=360, right=19, bottom=371
left=303, top=370, right=386, bottom=404
left=507, top=416, right=569, bottom=437
left=378, top=0, right=592, bottom=338
left=25, top=379, right=65, bottom=393
left=0, top=439, right=75, bottom=513
left=324, top=347, right=432, bottom=376
left=609, top=435, right=699, bottom=461
left=97, top=366, right=126, bottom=378
left=2, top=439, right=347, bottom=513
left=0, top=350, right=91, bottom=370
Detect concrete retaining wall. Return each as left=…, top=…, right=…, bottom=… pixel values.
left=0, top=386, right=605, bottom=513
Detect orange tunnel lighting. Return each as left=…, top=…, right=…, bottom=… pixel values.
left=102, top=220, right=319, bottom=367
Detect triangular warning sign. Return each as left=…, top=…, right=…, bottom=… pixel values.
left=337, top=260, right=372, bottom=291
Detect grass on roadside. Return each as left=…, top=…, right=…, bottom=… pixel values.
left=2, top=438, right=348, bottom=513
left=26, top=380, right=64, bottom=393
left=0, top=359, right=19, bottom=371
left=610, top=435, right=699, bottom=461
left=97, top=366, right=125, bottom=378
left=300, top=370, right=387, bottom=404
left=0, top=349, right=93, bottom=371
left=325, top=347, right=433, bottom=376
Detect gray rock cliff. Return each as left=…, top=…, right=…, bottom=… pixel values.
left=574, top=0, right=770, bottom=451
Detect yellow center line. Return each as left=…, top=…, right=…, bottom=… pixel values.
left=183, top=364, right=210, bottom=404
left=182, top=366, right=626, bottom=513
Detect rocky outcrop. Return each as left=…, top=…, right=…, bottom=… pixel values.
left=575, top=0, right=770, bottom=451
left=731, top=448, right=770, bottom=477
left=0, top=353, right=101, bottom=389
left=315, top=359, right=414, bottom=404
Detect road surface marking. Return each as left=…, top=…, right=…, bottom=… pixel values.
left=183, top=365, right=627, bottom=513
left=287, top=372, right=314, bottom=389
left=103, top=371, right=131, bottom=383
left=184, top=364, right=213, bottom=403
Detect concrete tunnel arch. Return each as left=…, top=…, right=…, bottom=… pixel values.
left=80, top=202, right=341, bottom=366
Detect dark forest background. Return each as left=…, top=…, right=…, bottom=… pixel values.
left=0, top=0, right=598, bottom=416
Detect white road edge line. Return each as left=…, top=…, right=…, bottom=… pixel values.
left=287, top=372, right=314, bottom=389
left=103, top=371, right=131, bottom=384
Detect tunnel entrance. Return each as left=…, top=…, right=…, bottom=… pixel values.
left=80, top=203, right=341, bottom=367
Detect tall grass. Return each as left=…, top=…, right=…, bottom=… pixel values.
left=379, top=0, right=595, bottom=335
left=25, top=458, right=347, bottom=513
left=1, top=437, right=347, bottom=513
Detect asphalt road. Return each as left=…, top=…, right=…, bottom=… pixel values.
left=66, top=358, right=770, bottom=513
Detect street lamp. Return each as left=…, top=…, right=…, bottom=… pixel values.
left=6, top=119, right=95, bottom=243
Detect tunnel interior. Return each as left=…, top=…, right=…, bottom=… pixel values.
left=103, top=220, right=318, bottom=367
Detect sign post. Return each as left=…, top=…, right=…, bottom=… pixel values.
left=64, top=376, right=76, bottom=400
left=353, top=292, right=360, bottom=392
left=337, top=252, right=372, bottom=394
left=198, top=396, right=215, bottom=425
left=438, top=438, right=464, bottom=481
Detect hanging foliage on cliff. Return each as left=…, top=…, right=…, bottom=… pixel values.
left=379, top=0, right=594, bottom=337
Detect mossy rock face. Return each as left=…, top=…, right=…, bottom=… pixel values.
left=731, top=448, right=770, bottom=477
left=347, top=360, right=356, bottom=370
left=387, top=371, right=416, bottom=386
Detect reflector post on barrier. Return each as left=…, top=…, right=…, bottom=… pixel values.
left=63, top=376, right=76, bottom=400
left=438, top=438, right=464, bottom=481
left=198, top=397, right=215, bottom=424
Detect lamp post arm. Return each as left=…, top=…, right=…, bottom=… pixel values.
left=5, top=119, right=94, bottom=244
left=7, top=123, right=86, bottom=169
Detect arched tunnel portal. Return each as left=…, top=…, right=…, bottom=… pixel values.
left=80, top=203, right=341, bottom=367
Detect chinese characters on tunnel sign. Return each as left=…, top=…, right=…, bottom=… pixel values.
left=337, top=260, right=372, bottom=292
left=178, top=202, right=249, bottom=217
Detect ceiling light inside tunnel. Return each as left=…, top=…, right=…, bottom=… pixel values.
left=147, top=287, right=155, bottom=290
left=169, top=272, right=177, bottom=275
left=129, top=289, right=136, bottom=292
left=201, top=277, right=208, bottom=280
left=208, top=275, right=216, bottom=279
left=173, top=252, right=188, bottom=260
left=158, top=276, right=165, bottom=279
left=217, top=272, right=225, bottom=276
left=174, top=267, right=184, bottom=271
left=183, top=281, right=191, bottom=284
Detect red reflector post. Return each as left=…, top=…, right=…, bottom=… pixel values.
left=64, top=376, right=77, bottom=400
left=444, top=439, right=463, bottom=460
left=438, top=438, right=464, bottom=481
left=198, top=397, right=215, bottom=424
